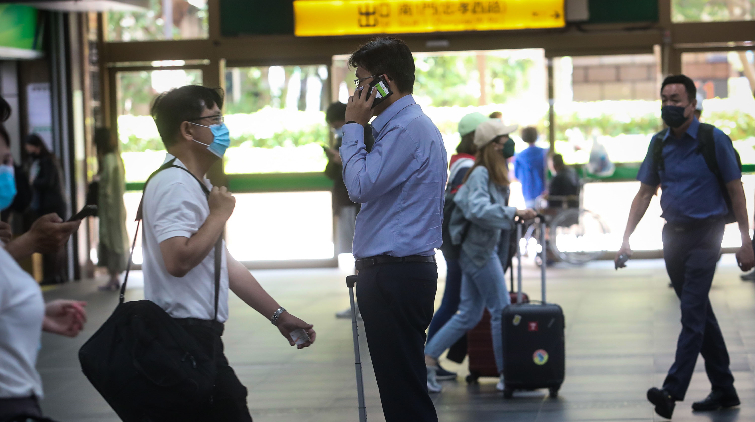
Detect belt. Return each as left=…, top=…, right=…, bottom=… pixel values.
left=174, top=317, right=225, bottom=336
left=355, top=254, right=436, bottom=270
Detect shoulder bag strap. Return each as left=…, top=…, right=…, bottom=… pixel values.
left=120, top=159, right=224, bottom=323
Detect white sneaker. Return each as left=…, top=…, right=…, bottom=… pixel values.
left=426, top=366, right=442, bottom=393
left=496, top=374, right=505, bottom=391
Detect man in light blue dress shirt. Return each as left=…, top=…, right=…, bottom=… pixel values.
left=340, top=37, right=447, bottom=422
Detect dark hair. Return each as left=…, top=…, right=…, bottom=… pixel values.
left=661, top=74, right=696, bottom=103
left=489, top=111, right=502, bottom=119
left=521, top=126, right=538, bottom=144
left=349, top=37, right=415, bottom=94
left=326, top=102, right=347, bottom=124
left=0, top=95, right=10, bottom=147
left=0, top=95, right=10, bottom=123
left=25, top=133, right=51, bottom=156
left=552, top=153, right=565, bottom=170
left=150, top=85, right=224, bottom=148
left=457, top=132, right=477, bottom=155
left=94, top=127, right=116, bottom=154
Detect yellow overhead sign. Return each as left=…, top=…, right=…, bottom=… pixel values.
left=294, top=0, right=565, bottom=37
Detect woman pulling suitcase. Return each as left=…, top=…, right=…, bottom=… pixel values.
left=424, top=118, right=536, bottom=392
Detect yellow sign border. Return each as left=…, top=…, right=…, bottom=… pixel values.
left=294, top=0, right=566, bottom=37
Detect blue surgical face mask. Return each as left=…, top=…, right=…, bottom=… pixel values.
left=0, top=164, right=17, bottom=211
left=190, top=122, right=231, bottom=158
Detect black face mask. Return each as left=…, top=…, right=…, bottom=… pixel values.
left=661, top=105, right=689, bottom=129
left=501, top=138, right=516, bottom=159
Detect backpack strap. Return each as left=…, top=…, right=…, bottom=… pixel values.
left=651, top=128, right=669, bottom=172
left=120, top=158, right=224, bottom=323
left=696, top=123, right=720, bottom=179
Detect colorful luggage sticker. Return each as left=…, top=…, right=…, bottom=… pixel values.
left=512, top=315, right=522, bottom=326
left=528, top=321, right=539, bottom=331
left=533, top=349, right=549, bottom=365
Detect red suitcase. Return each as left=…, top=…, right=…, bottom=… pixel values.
left=465, top=265, right=529, bottom=383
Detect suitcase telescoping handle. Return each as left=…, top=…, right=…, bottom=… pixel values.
left=346, top=275, right=368, bottom=422
left=515, top=215, right=548, bottom=305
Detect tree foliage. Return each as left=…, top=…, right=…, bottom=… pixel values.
left=673, top=0, right=754, bottom=21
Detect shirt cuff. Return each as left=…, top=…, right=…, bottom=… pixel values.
left=342, top=123, right=365, bottom=146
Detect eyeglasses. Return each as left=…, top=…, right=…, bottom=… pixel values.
left=188, top=114, right=223, bottom=125
left=353, top=75, right=376, bottom=87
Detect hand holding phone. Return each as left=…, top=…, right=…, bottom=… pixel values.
left=68, top=205, right=98, bottom=222
left=362, top=75, right=393, bottom=109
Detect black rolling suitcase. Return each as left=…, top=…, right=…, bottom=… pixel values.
left=501, top=217, right=565, bottom=399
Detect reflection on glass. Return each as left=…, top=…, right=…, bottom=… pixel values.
left=682, top=51, right=755, bottom=164
left=116, top=69, right=202, bottom=182
left=223, top=65, right=330, bottom=174
left=334, top=50, right=547, bottom=166
left=672, top=0, right=754, bottom=22
left=107, top=0, right=208, bottom=41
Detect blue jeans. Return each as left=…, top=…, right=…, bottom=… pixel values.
left=425, top=251, right=510, bottom=373
left=427, top=259, right=462, bottom=342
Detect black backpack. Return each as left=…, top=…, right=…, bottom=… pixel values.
left=78, top=159, right=222, bottom=422
left=652, top=123, right=742, bottom=224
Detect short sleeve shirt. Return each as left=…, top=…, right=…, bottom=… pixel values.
left=636, top=118, right=741, bottom=223
left=142, top=155, right=229, bottom=322
left=0, top=248, right=45, bottom=398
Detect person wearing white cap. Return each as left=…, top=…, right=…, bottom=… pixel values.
left=424, top=118, right=536, bottom=393
left=695, top=92, right=704, bottom=120
left=430, top=112, right=487, bottom=382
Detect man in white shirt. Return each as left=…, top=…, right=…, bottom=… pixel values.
left=143, top=85, right=316, bottom=421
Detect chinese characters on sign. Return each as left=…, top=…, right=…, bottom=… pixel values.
left=294, top=0, right=565, bottom=37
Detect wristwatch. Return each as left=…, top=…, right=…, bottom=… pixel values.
left=270, top=307, right=286, bottom=326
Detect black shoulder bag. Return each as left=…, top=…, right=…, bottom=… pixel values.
left=78, top=158, right=223, bottom=422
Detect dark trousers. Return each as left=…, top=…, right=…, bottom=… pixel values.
left=179, top=322, right=253, bottom=422
left=0, top=396, right=48, bottom=422
left=357, top=262, right=438, bottom=422
left=661, top=220, right=735, bottom=400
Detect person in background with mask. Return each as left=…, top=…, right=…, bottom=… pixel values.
left=430, top=112, right=487, bottom=382
left=93, top=128, right=129, bottom=291
left=0, top=115, right=87, bottom=422
left=425, top=119, right=536, bottom=393
left=24, top=133, right=68, bottom=284
left=0, top=95, right=79, bottom=262
left=140, top=85, right=316, bottom=421
left=694, top=91, right=704, bottom=121
left=616, top=74, right=753, bottom=419
left=323, top=102, right=373, bottom=319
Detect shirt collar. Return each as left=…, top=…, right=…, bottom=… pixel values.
left=371, top=95, right=416, bottom=134
left=663, top=117, right=700, bottom=141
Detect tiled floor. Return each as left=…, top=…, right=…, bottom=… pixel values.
left=37, top=255, right=755, bottom=421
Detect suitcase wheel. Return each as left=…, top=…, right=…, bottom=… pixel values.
left=502, top=387, right=514, bottom=399
left=465, top=373, right=480, bottom=384
left=549, top=387, right=559, bottom=398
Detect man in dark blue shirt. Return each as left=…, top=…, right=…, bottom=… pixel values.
left=616, top=74, right=754, bottom=419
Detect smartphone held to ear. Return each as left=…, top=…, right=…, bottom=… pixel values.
left=360, top=75, right=393, bottom=109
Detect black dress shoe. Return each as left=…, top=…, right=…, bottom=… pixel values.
left=692, top=389, right=740, bottom=411
left=647, top=387, right=675, bottom=419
